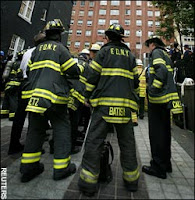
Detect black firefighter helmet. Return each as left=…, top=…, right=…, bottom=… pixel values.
left=145, top=35, right=165, bottom=47
left=105, top=23, right=127, bottom=39
left=43, top=19, right=65, bottom=33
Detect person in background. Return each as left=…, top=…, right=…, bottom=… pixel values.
left=142, top=36, right=183, bottom=179
left=77, top=23, right=140, bottom=196
left=89, top=43, right=101, bottom=62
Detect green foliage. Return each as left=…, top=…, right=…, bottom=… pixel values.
left=152, top=1, right=194, bottom=40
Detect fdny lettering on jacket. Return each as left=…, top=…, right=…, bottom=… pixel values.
left=110, top=48, right=129, bottom=57
left=39, top=44, right=57, bottom=52
left=109, top=107, right=125, bottom=116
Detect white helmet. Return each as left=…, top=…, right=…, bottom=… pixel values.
left=80, top=49, right=90, bottom=54
left=90, top=44, right=101, bottom=51
left=136, top=59, right=143, bottom=66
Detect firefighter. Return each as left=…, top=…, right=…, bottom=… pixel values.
left=89, top=43, right=101, bottom=61
left=77, top=23, right=140, bottom=196
left=1, top=50, right=24, bottom=121
left=8, top=31, right=47, bottom=155
left=136, top=59, right=147, bottom=119
left=142, top=36, right=183, bottom=179
left=19, top=19, right=84, bottom=182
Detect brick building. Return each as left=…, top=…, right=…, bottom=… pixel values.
left=68, top=0, right=164, bottom=59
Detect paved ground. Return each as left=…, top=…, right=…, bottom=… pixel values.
left=1, top=114, right=194, bottom=199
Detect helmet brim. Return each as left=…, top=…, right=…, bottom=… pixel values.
left=145, top=38, right=165, bottom=47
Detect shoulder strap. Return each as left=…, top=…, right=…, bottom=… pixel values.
left=106, top=141, right=114, bottom=165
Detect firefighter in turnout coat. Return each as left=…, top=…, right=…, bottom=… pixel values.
left=78, top=23, right=140, bottom=196
left=142, top=36, right=183, bottom=179
left=20, top=19, right=84, bottom=182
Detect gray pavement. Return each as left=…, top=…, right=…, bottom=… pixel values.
left=1, top=115, right=194, bottom=199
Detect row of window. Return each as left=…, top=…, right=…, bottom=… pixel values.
left=74, top=1, right=154, bottom=7
left=72, top=9, right=160, bottom=17
left=69, top=29, right=155, bottom=38
left=71, top=19, right=160, bottom=27
left=68, top=40, right=143, bottom=50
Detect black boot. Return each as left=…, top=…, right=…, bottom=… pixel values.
left=53, top=163, right=76, bottom=180
left=123, top=179, right=138, bottom=192
left=20, top=162, right=44, bottom=183
left=142, top=165, right=166, bottom=179
left=78, top=178, right=97, bottom=197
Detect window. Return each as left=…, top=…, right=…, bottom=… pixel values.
left=125, top=42, right=130, bottom=48
left=98, top=19, right=106, bottom=25
left=111, top=1, right=120, bottom=6
left=136, top=43, right=142, bottom=49
left=136, top=10, right=142, bottom=16
left=85, top=42, right=90, bottom=48
left=97, top=30, right=105, bottom=35
left=124, top=30, right=130, bottom=36
left=72, top=11, right=75, bottom=16
left=148, top=31, right=154, bottom=37
left=110, top=19, right=119, bottom=24
left=40, top=9, right=47, bottom=21
left=18, top=1, right=35, bottom=23
left=136, top=30, right=142, bottom=37
left=155, top=21, right=160, bottom=27
left=69, top=30, right=73, bottom=35
left=78, top=20, right=83, bottom=25
left=136, top=1, right=142, bottom=6
left=80, top=1, right=85, bottom=6
left=148, top=21, right=153, bottom=27
left=88, top=11, right=93, bottom=16
left=125, top=9, right=131, bottom=15
left=125, top=1, right=131, bottom=5
left=76, top=30, right=82, bottom=35
left=89, top=1, right=94, bottom=7
left=148, top=11, right=153, bottom=17
left=73, top=1, right=77, bottom=6
left=79, top=11, right=84, bottom=16
left=67, top=41, right=71, bottom=47
left=99, top=9, right=106, bottom=15
left=8, top=34, right=25, bottom=60
left=97, top=41, right=104, bottom=46
left=125, top=20, right=131, bottom=25
left=147, top=2, right=153, bottom=7
left=100, top=1, right=107, bottom=5
left=85, top=30, right=91, bottom=36
left=136, top=20, right=142, bottom=26
left=70, top=20, right=74, bottom=25
left=155, top=11, right=160, bottom=17
left=87, top=20, right=92, bottom=26
left=110, top=10, right=119, bottom=15
left=74, top=42, right=80, bottom=48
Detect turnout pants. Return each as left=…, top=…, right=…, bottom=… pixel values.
left=79, top=107, right=139, bottom=189
left=148, top=103, right=171, bottom=172
left=20, top=104, right=72, bottom=173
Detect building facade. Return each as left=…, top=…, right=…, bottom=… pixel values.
left=1, top=1, right=73, bottom=60
left=68, top=0, right=164, bottom=59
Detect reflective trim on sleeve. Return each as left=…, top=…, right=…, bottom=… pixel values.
left=153, top=58, right=166, bottom=65
left=61, top=58, right=77, bottom=72
left=152, top=79, right=163, bottom=88
left=90, top=60, right=102, bottom=73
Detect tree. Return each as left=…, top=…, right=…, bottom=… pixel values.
left=152, top=1, right=194, bottom=53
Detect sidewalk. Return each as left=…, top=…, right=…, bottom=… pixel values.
left=1, top=115, right=194, bottom=199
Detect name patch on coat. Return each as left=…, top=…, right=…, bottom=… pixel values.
left=109, top=107, right=125, bottom=116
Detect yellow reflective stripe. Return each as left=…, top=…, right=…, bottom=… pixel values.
left=171, top=107, right=183, bottom=114
left=6, top=81, right=21, bottom=86
left=70, top=89, right=85, bottom=103
left=17, top=68, right=22, bottom=73
left=90, top=60, right=102, bottom=73
left=21, top=152, right=41, bottom=163
left=9, top=113, right=15, bottom=118
left=150, top=67, right=155, bottom=74
left=10, top=70, right=17, bottom=74
left=133, top=67, right=138, bottom=75
left=61, top=58, right=77, bottom=72
left=131, top=112, right=137, bottom=120
left=123, top=167, right=140, bottom=182
left=101, top=68, right=134, bottom=79
left=166, top=65, right=173, bottom=72
left=103, top=116, right=130, bottom=123
left=153, top=58, right=166, bottom=65
left=79, top=75, right=87, bottom=85
left=86, top=82, right=95, bottom=92
left=149, top=92, right=180, bottom=103
left=0, top=110, right=9, bottom=114
left=90, top=97, right=138, bottom=111
left=80, top=168, right=98, bottom=183
left=25, top=105, right=47, bottom=113
left=30, top=60, right=60, bottom=72
left=134, top=87, right=139, bottom=94
left=78, top=64, right=84, bottom=73
left=22, top=89, right=69, bottom=104
left=53, top=156, right=70, bottom=169
left=5, top=86, right=11, bottom=90
left=152, top=79, right=163, bottom=88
